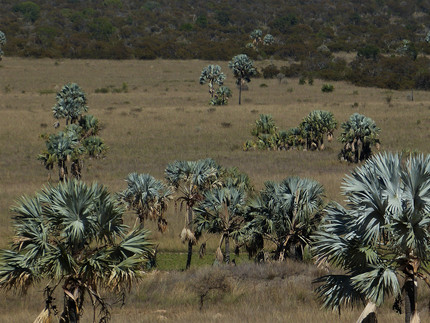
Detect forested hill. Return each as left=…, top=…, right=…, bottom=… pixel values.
left=1, top=0, right=430, bottom=60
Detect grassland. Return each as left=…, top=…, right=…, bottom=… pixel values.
left=0, top=57, right=430, bottom=322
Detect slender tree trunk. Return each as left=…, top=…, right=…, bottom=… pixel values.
left=185, top=206, right=193, bottom=270
left=224, top=233, right=230, bottom=264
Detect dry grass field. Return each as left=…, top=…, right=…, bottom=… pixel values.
left=0, top=57, right=430, bottom=322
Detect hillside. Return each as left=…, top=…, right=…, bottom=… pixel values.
left=1, top=0, right=430, bottom=60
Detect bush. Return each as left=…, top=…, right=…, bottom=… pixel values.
left=321, top=84, right=334, bottom=92
left=261, top=64, right=280, bottom=79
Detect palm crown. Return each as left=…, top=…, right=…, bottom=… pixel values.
left=0, top=180, right=153, bottom=322
left=313, top=152, right=430, bottom=322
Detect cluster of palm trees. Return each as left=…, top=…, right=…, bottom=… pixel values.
left=38, top=83, right=107, bottom=181
left=244, top=110, right=338, bottom=151
left=200, top=54, right=257, bottom=106
left=244, top=111, right=381, bottom=163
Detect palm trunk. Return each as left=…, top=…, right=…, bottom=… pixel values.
left=224, top=233, right=230, bottom=264
left=356, top=301, right=377, bottom=323
left=185, top=206, right=193, bottom=270
left=404, top=266, right=419, bottom=323
left=60, top=293, right=79, bottom=323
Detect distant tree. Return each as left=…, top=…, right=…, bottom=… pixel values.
left=0, top=180, right=153, bottom=323
left=52, top=83, right=88, bottom=126
left=0, top=31, right=6, bottom=60
left=165, top=159, right=221, bottom=269
left=119, top=173, right=172, bottom=231
left=38, top=83, right=107, bottom=181
left=199, top=65, right=226, bottom=100
left=242, top=177, right=324, bottom=261
left=313, top=152, right=430, bottom=323
left=338, top=113, right=380, bottom=163
left=12, top=1, right=40, bottom=22
left=228, top=54, right=257, bottom=105
left=250, top=29, right=263, bottom=45
left=263, top=34, right=275, bottom=46
left=194, top=185, right=247, bottom=264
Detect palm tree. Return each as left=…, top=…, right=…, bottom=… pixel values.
left=338, top=113, right=380, bottom=163
left=165, top=158, right=221, bottom=269
left=199, top=64, right=226, bottom=99
left=39, top=89, right=107, bottom=182
left=0, top=180, right=153, bottom=323
left=299, top=110, right=338, bottom=150
left=248, top=114, right=278, bottom=150
left=210, top=86, right=232, bottom=105
left=229, top=54, right=257, bottom=105
left=42, top=130, right=79, bottom=181
left=312, top=152, right=430, bottom=322
left=119, top=173, right=172, bottom=232
left=242, top=177, right=325, bottom=260
left=52, top=83, right=88, bottom=126
left=0, top=30, right=6, bottom=60
left=194, top=185, right=247, bottom=264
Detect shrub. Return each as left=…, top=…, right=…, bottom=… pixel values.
left=262, top=64, right=280, bottom=79
left=321, top=84, right=334, bottom=92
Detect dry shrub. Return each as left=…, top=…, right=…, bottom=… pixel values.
left=188, top=267, right=233, bottom=310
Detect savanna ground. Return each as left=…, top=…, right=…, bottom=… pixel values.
left=0, top=57, right=430, bottom=322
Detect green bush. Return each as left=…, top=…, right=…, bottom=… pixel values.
left=321, top=84, right=334, bottom=92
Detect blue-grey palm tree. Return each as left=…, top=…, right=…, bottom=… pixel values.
left=0, top=30, right=6, bottom=60
left=312, top=152, right=430, bottom=322
left=119, top=173, right=172, bottom=232
left=194, top=185, right=248, bottom=263
left=52, top=83, right=88, bottom=126
left=242, top=176, right=325, bottom=260
left=229, top=54, right=257, bottom=105
left=199, top=64, right=226, bottom=100
left=165, top=158, right=221, bottom=269
left=39, top=87, right=107, bottom=182
left=0, top=180, right=153, bottom=323
left=299, top=110, right=338, bottom=151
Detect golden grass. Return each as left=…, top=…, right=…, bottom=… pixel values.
left=1, top=57, right=430, bottom=321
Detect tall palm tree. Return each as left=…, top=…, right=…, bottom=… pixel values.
left=229, top=54, right=257, bottom=105
left=242, top=177, right=325, bottom=260
left=312, top=152, right=430, bottom=322
left=194, top=185, right=247, bottom=264
left=0, top=180, right=153, bottom=323
left=165, top=158, right=221, bottom=269
left=338, top=113, right=380, bottom=163
left=119, top=173, right=172, bottom=232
